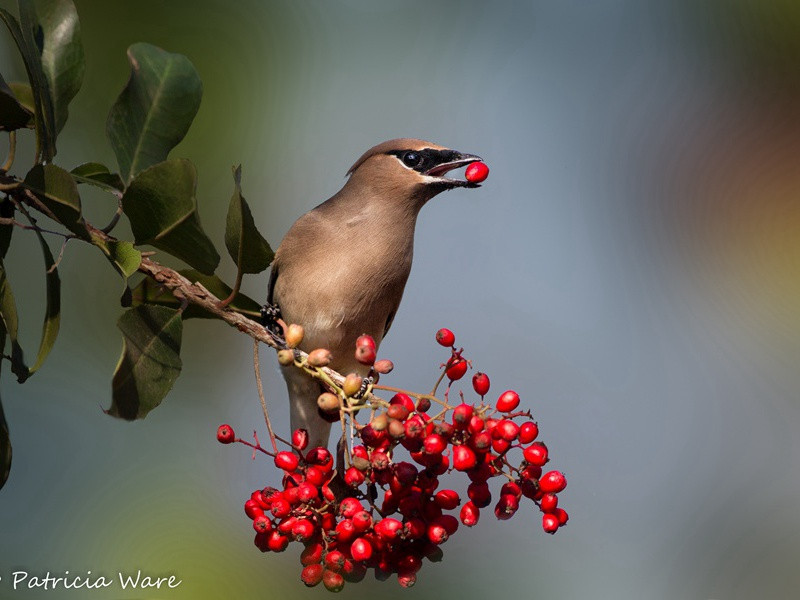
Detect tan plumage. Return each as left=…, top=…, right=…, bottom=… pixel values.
left=269, top=138, right=482, bottom=448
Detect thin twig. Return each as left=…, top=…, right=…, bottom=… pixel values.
left=253, top=339, right=278, bottom=453
left=0, top=216, right=72, bottom=239
left=47, top=237, right=70, bottom=273
left=100, top=201, right=124, bottom=234
left=430, top=367, right=447, bottom=396
left=218, top=265, right=243, bottom=308
left=1, top=131, right=16, bottom=172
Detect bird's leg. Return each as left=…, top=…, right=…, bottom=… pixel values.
left=259, top=302, right=284, bottom=339
left=355, top=375, right=374, bottom=399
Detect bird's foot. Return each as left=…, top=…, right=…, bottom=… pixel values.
left=259, top=302, right=284, bottom=338
left=355, top=376, right=373, bottom=399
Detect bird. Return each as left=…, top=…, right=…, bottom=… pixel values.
left=267, top=138, right=483, bottom=449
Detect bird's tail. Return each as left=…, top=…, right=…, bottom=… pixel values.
left=282, top=365, right=333, bottom=450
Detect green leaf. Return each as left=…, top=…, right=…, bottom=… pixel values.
left=0, top=380, right=11, bottom=491
left=70, top=162, right=124, bottom=193
left=8, top=81, right=35, bottom=116
left=35, top=0, right=84, bottom=133
left=1, top=3, right=58, bottom=161
left=0, top=198, right=14, bottom=258
left=91, top=235, right=141, bottom=279
left=25, top=215, right=60, bottom=376
left=0, top=71, right=34, bottom=130
left=0, top=259, right=28, bottom=382
left=23, top=163, right=90, bottom=240
left=225, top=165, right=274, bottom=274
left=122, top=159, right=219, bottom=274
left=108, top=304, right=182, bottom=420
left=131, top=269, right=262, bottom=319
left=107, top=43, right=203, bottom=184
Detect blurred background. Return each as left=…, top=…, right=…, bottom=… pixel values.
left=1, top=0, right=799, bottom=598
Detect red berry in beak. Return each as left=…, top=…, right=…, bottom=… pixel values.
left=465, top=161, right=489, bottom=183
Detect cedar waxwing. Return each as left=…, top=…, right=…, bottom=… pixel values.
left=268, top=138, right=483, bottom=448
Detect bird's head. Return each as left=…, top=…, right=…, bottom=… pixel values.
left=345, top=138, right=483, bottom=206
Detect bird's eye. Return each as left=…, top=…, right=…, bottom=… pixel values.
left=402, top=151, right=421, bottom=168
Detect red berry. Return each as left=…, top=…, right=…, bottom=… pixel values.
left=216, top=424, right=235, bottom=444
left=397, top=571, right=417, bottom=588
left=437, top=514, right=459, bottom=535
left=494, top=419, right=520, bottom=442
left=452, top=403, right=474, bottom=428
left=292, top=428, right=309, bottom=450
left=501, top=481, right=523, bottom=499
left=471, top=430, right=493, bottom=452
left=244, top=499, right=264, bottom=520
left=267, top=530, right=289, bottom=551
left=352, top=510, right=372, bottom=532
left=494, top=493, right=520, bottom=520
left=270, top=498, right=291, bottom=519
left=539, top=470, right=567, bottom=493
left=542, top=513, right=560, bottom=534
left=465, top=161, right=490, bottom=183
left=472, top=372, right=490, bottom=396
left=306, top=447, right=333, bottom=470
left=555, top=507, right=569, bottom=526
left=374, top=358, right=394, bottom=374
left=519, top=421, right=539, bottom=444
left=492, top=437, right=511, bottom=453
left=325, top=550, right=347, bottom=571
left=305, top=465, right=326, bottom=487
left=468, top=415, right=485, bottom=434
left=350, top=537, right=373, bottom=562
left=453, top=445, right=477, bottom=471
left=301, top=542, right=324, bottom=566
left=301, top=564, right=324, bottom=587
left=435, top=328, right=455, bottom=347
left=434, top=489, right=461, bottom=510
left=338, top=497, right=363, bottom=518
left=356, top=334, right=376, bottom=351
left=539, top=492, right=558, bottom=513
left=390, top=393, right=416, bottom=412
left=274, top=451, right=299, bottom=472
left=460, top=501, right=480, bottom=526
left=344, top=466, right=365, bottom=487
left=423, top=433, right=447, bottom=455
left=252, top=514, right=270, bottom=533
left=523, top=442, right=549, bottom=467
left=335, top=519, right=357, bottom=543
left=322, top=569, right=345, bottom=592
left=403, top=517, right=427, bottom=539
left=496, top=390, right=520, bottom=412
left=446, top=357, right=468, bottom=381
left=298, top=482, right=320, bottom=503
left=467, top=481, right=492, bottom=508
left=427, top=522, right=449, bottom=545
left=354, top=343, right=376, bottom=366
left=292, top=519, right=316, bottom=542
left=374, top=517, right=403, bottom=542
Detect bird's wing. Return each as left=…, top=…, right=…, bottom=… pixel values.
left=267, top=260, right=279, bottom=306
left=383, top=309, right=397, bottom=339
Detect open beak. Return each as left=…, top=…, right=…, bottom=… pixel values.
left=424, top=152, right=483, bottom=188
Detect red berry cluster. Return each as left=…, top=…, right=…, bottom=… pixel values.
left=218, top=327, right=568, bottom=591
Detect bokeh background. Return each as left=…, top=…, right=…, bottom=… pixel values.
left=2, top=0, right=800, bottom=598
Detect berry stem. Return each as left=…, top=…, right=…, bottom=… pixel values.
left=372, top=384, right=453, bottom=410
left=234, top=435, right=276, bottom=458
left=253, top=339, right=279, bottom=453
left=430, top=367, right=448, bottom=397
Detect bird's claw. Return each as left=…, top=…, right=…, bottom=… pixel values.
left=259, top=302, right=283, bottom=337
left=355, top=376, right=373, bottom=399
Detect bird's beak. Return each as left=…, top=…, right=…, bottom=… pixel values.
left=423, top=151, right=484, bottom=188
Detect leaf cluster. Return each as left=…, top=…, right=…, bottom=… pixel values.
left=0, top=1, right=274, bottom=490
